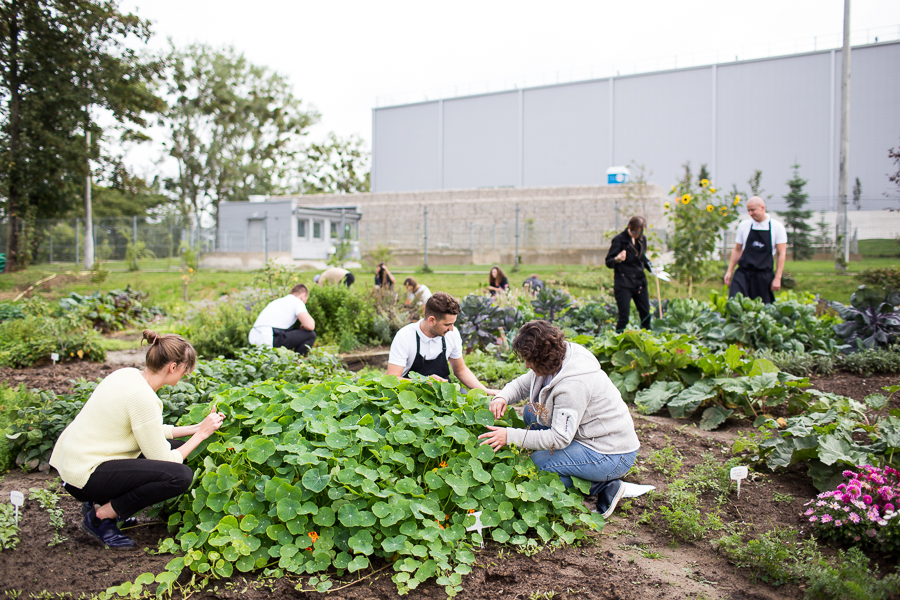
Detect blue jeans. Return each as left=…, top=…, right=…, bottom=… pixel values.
left=523, top=403, right=637, bottom=489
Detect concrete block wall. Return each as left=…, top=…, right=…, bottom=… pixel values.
left=274, top=184, right=666, bottom=265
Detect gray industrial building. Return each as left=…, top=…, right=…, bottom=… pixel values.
left=371, top=41, right=900, bottom=208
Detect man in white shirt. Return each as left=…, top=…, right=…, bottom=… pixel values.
left=724, top=196, right=788, bottom=304
left=403, top=277, right=432, bottom=309
left=387, top=292, right=498, bottom=393
left=248, top=284, right=317, bottom=356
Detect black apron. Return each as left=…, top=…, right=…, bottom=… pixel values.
left=404, top=331, right=451, bottom=379
left=729, top=220, right=775, bottom=304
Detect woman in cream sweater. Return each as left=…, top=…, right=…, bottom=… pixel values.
left=50, top=330, right=224, bottom=548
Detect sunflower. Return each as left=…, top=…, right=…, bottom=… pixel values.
left=700, top=179, right=709, bottom=187
left=733, top=195, right=741, bottom=205
left=681, top=194, right=691, bottom=205
left=671, top=185, right=676, bottom=193
left=706, top=205, right=714, bottom=212
left=664, top=202, right=671, bottom=210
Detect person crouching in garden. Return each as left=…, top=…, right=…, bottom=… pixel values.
left=479, top=320, right=640, bottom=517
left=49, top=330, right=225, bottom=548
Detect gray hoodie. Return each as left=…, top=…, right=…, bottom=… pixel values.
left=501, top=342, right=640, bottom=455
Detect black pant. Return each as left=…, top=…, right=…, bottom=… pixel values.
left=342, top=272, right=355, bottom=287
left=614, top=285, right=651, bottom=332
left=63, top=440, right=192, bottom=519
left=273, top=328, right=317, bottom=356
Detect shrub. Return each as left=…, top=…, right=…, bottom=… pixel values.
left=837, top=345, right=900, bottom=376
left=804, top=465, right=900, bottom=555
left=804, top=546, right=900, bottom=600
left=59, top=286, right=165, bottom=332
left=754, top=349, right=835, bottom=377
left=561, top=301, right=618, bottom=336
left=0, top=314, right=106, bottom=367
left=180, top=294, right=262, bottom=359
left=305, top=285, right=375, bottom=352
left=713, top=527, right=823, bottom=586
left=856, top=267, right=900, bottom=292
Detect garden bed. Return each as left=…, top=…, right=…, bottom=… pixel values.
left=0, top=410, right=819, bottom=600
left=0, top=361, right=141, bottom=395
left=7, top=366, right=894, bottom=600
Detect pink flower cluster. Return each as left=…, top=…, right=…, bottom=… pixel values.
left=802, top=465, right=900, bottom=549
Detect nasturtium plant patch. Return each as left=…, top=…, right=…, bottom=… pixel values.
left=159, top=374, right=604, bottom=596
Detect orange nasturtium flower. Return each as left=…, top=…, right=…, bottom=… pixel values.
left=681, top=194, right=691, bottom=205
left=468, top=509, right=476, bottom=514
left=308, top=531, right=319, bottom=543
left=439, top=461, right=447, bottom=468
left=706, top=205, right=714, bottom=212
left=437, top=521, right=445, bottom=529
left=700, top=178, right=709, bottom=187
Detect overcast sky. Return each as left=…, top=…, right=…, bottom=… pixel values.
left=122, top=0, right=900, bottom=164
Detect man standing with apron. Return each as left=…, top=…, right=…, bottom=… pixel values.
left=386, top=292, right=499, bottom=394
left=724, top=196, right=788, bottom=304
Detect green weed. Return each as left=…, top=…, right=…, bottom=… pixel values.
left=646, top=443, right=684, bottom=478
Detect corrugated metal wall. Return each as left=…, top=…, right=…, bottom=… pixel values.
left=371, top=41, right=900, bottom=206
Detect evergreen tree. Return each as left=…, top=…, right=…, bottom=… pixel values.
left=782, top=163, right=813, bottom=260
left=697, top=163, right=711, bottom=186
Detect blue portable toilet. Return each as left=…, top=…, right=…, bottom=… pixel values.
left=606, top=166, right=630, bottom=184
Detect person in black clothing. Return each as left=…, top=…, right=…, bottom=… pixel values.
left=375, top=263, right=396, bottom=290
left=606, top=216, right=653, bottom=333
left=488, top=266, right=510, bottom=296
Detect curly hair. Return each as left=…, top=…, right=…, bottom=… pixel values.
left=512, top=320, right=567, bottom=376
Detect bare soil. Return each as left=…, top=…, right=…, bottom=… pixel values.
left=0, top=360, right=141, bottom=395
left=0, top=371, right=898, bottom=599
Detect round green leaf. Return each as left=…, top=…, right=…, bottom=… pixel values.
left=302, top=468, right=331, bottom=493
left=247, top=438, right=277, bottom=464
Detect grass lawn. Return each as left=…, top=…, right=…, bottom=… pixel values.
left=1, top=256, right=897, bottom=309
left=858, top=238, right=900, bottom=257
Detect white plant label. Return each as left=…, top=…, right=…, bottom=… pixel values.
left=730, top=466, right=749, bottom=497
left=9, top=491, right=24, bottom=523
left=50, top=353, right=59, bottom=364
left=465, top=511, right=485, bottom=548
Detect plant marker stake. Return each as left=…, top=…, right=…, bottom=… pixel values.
left=50, top=352, right=59, bottom=366
left=465, top=511, right=484, bottom=549
left=730, top=466, right=748, bottom=498
left=9, top=491, right=24, bottom=524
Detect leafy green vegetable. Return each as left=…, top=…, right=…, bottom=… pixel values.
left=162, top=374, right=602, bottom=596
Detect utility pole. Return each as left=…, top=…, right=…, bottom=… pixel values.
left=83, top=127, right=94, bottom=269
left=836, top=0, right=851, bottom=271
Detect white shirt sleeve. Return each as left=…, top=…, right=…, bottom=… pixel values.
left=772, top=220, right=788, bottom=247
left=293, top=297, right=308, bottom=316
left=446, top=329, right=463, bottom=360
left=734, top=220, right=750, bottom=247
left=388, top=325, right=413, bottom=370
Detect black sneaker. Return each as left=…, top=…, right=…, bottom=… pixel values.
left=81, top=501, right=138, bottom=529
left=80, top=507, right=136, bottom=548
left=595, top=479, right=626, bottom=519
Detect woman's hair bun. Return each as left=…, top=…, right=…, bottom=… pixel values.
left=142, top=329, right=159, bottom=346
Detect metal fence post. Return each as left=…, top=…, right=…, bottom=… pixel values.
left=515, top=204, right=520, bottom=268
left=132, top=215, right=138, bottom=270
left=75, top=219, right=80, bottom=267
left=470, top=222, right=474, bottom=257
left=423, top=205, right=429, bottom=271
left=49, top=229, right=53, bottom=264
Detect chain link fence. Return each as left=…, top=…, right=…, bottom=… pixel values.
left=0, top=215, right=216, bottom=268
